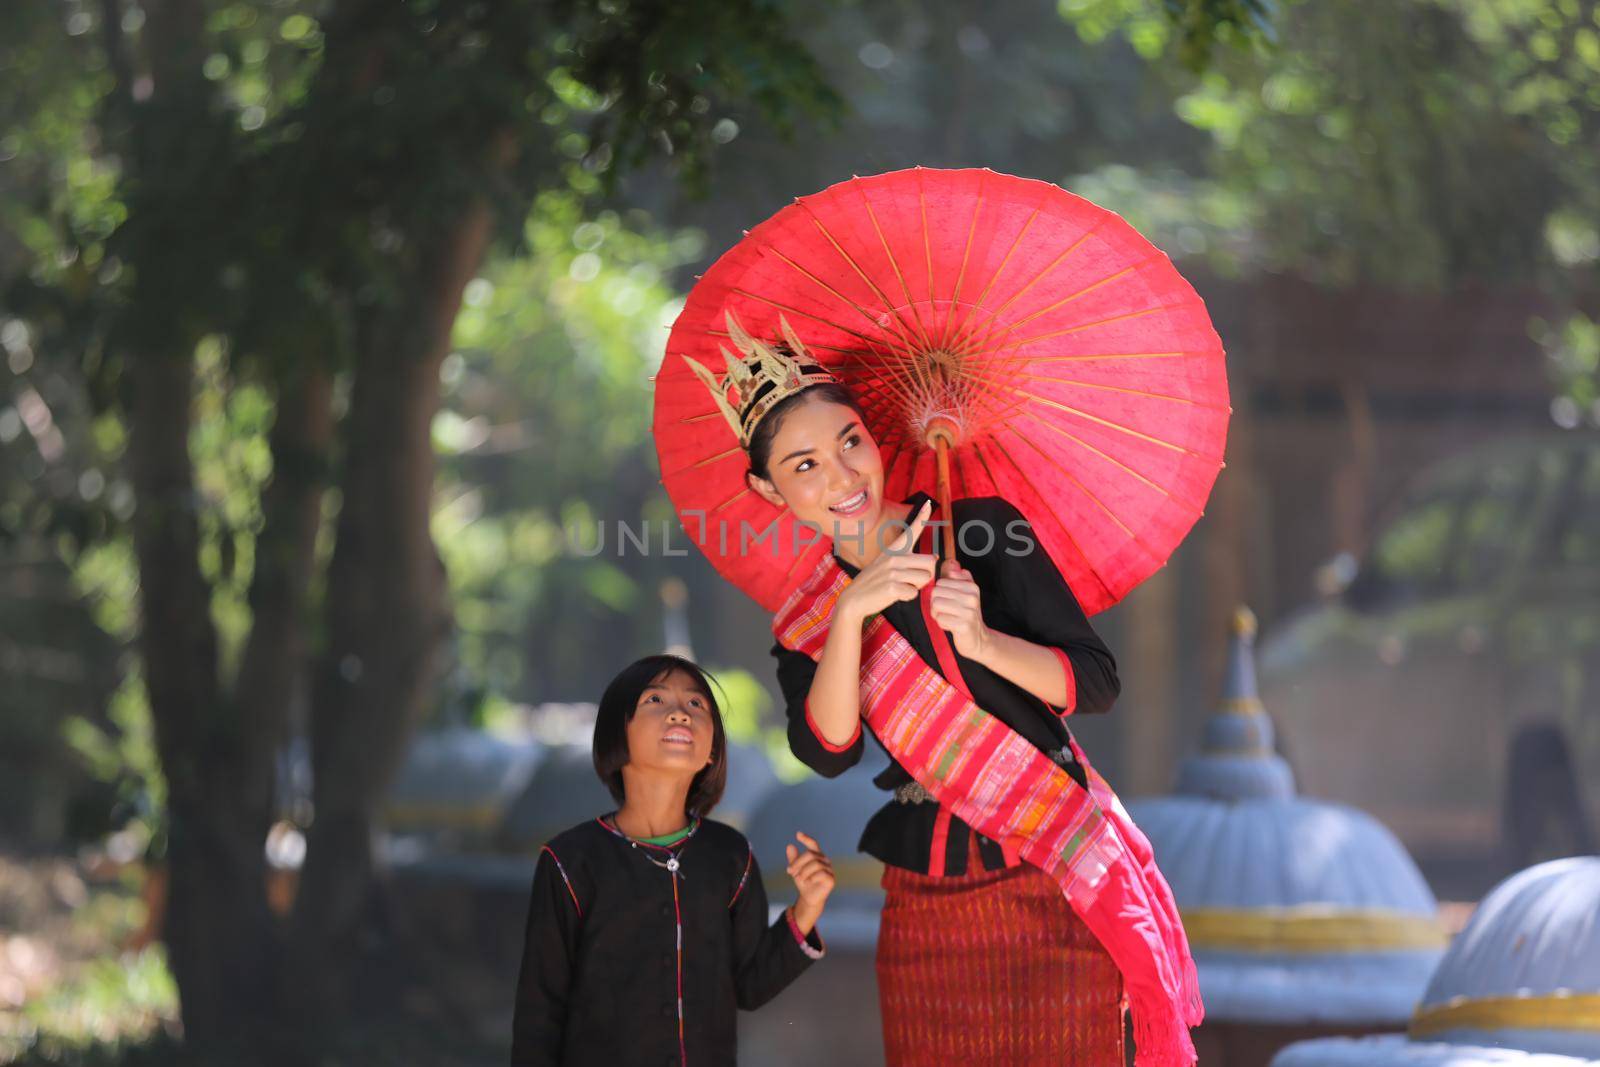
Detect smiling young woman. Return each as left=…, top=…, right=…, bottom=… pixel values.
left=683, top=323, right=1136, bottom=1064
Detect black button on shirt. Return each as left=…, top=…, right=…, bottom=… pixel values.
left=772, top=494, right=1121, bottom=877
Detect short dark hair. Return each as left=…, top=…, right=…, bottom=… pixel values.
left=746, top=381, right=866, bottom=481
left=592, top=654, right=728, bottom=817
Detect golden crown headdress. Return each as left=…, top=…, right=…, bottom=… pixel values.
left=682, top=311, right=842, bottom=447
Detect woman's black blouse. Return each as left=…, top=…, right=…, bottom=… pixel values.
left=511, top=817, right=823, bottom=1066
left=772, top=493, right=1121, bottom=877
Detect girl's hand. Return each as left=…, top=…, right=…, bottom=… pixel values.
left=929, top=559, right=992, bottom=661
left=836, top=500, right=936, bottom=624
left=784, top=831, right=834, bottom=935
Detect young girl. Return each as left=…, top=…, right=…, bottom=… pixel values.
left=511, top=654, right=834, bottom=1066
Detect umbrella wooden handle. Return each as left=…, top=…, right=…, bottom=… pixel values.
left=926, top=420, right=958, bottom=564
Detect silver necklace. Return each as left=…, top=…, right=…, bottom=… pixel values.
left=635, top=847, right=682, bottom=874
left=602, top=814, right=697, bottom=876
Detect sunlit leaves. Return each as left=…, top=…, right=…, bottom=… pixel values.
left=434, top=190, right=698, bottom=703
left=1155, top=0, right=1593, bottom=287
left=1060, top=0, right=1277, bottom=70
left=556, top=0, right=844, bottom=192
left=1533, top=311, right=1600, bottom=425
left=188, top=337, right=275, bottom=682
left=1065, top=162, right=1258, bottom=273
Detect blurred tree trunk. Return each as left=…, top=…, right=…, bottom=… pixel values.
left=116, top=0, right=282, bottom=1049
left=114, top=2, right=341, bottom=1047
left=126, top=313, right=337, bottom=1056
left=124, top=348, right=278, bottom=1046
left=234, top=364, right=334, bottom=798
left=90, top=0, right=845, bottom=1045
left=286, top=193, right=498, bottom=1013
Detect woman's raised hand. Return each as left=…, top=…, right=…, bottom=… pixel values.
left=836, top=500, right=936, bottom=624
left=929, top=559, right=991, bottom=660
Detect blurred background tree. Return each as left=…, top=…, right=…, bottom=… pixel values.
left=435, top=193, right=699, bottom=708
left=3, top=0, right=843, bottom=1053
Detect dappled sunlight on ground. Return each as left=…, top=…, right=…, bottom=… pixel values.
left=0, top=855, right=176, bottom=1064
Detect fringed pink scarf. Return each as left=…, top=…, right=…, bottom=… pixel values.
left=774, top=551, right=1203, bottom=1066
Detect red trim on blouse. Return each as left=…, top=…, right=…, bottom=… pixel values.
left=1045, top=645, right=1078, bottom=716
left=671, top=869, right=686, bottom=1062
left=728, top=847, right=754, bottom=908
left=541, top=845, right=582, bottom=917
left=804, top=696, right=861, bottom=752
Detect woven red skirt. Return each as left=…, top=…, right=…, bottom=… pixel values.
left=876, top=840, right=1126, bottom=1065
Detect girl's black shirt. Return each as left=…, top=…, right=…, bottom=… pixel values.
left=510, top=816, right=823, bottom=1066
left=771, top=493, right=1121, bottom=877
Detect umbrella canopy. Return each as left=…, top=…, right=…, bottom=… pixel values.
left=654, top=167, right=1229, bottom=613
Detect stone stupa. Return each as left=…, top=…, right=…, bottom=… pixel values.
left=1127, top=607, right=1450, bottom=1067
left=1272, top=855, right=1600, bottom=1067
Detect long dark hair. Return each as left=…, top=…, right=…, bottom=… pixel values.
left=746, top=381, right=866, bottom=481
left=592, top=654, right=728, bottom=817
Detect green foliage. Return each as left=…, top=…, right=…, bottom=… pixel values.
left=16, top=947, right=178, bottom=1061
left=1063, top=162, right=1258, bottom=274
left=436, top=191, right=700, bottom=703
left=188, top=340, right=276, bottom=684
left=1533, top=310, right=1600, bottom=426
left=0, top=0, right=839, bottom=881
left=59, top=664, right=166, bottom=850
left=1147, top=0, right=1600, bottom=429
left=0, top=860, right=176, bottom=1064
left=702, top=664, right=813, bottom=782
left=1153, top=0, right=1600, bottom=290
left=1172, top=2, right=1567, bottom=286
left=558, top=0, right=846, bottom=192
left=1054, top=0, right=1600, bottom=298
left=1060, top=0, right=1278, bottom=70
left=645, top=0, right=1225, bottom=256
left=702, top=665, right=772, bottom=742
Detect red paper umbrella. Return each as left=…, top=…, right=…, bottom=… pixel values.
left=653, top=167, right=1229, bottom=614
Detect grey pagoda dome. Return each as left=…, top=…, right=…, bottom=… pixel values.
left=386, top=726, right=543, bottom=836
left=1272, top=856, right=1600, bottom=1067
left=1127, top=608, right=1448, bottom=1025
left=746, top=754, right=887, bottom=895
left=498, top=743, right=616, bottom=849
